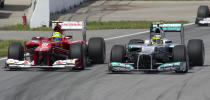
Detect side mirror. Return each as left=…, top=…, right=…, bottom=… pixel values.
left=66, top=35, right=73, bottom=39
left=165, top=40, right=172, bottom=43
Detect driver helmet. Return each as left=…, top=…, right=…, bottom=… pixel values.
left=152, top=35, right=163, bottom=44
left=155, top=27, right=164, bottom=35
left=52, top=32, right=62, bottom=41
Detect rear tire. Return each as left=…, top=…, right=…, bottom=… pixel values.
left=129, top=39, right=144, bottom=45
left=88, top=37, right=105, bottom=64
left=188, top=39, right=205, bottom=66
left=195, top=18, right=200, bottom=24
left=197, top=5, right=209, bottom=18
left=69, top=43, right=86, bottom=70
left=111, top=45, right=125, bottom=62
left=31, top=37, right=44, bottom=40
left=8, top=42, right=24, bottom=60
left=196, top=5, right=209, bottom=25
left=173, top=45, right=188, bottom=73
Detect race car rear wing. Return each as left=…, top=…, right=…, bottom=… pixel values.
left=51, top=21, right=87, bottom=42
left=150, top=23, right=183, bottom=32
left=150, top=23, right=185, bottom=44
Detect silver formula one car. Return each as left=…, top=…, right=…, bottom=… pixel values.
left=108, top=23, right=205, bottom=73
left=195, top=5, right=210, bottom=26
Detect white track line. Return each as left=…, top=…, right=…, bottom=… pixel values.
left=104, top=30, right=150, bottom=41
left=0, top=57, right=7, bottom=60
left=184, top=23, right=194, bottom=26
left=0, top=23, right=194, bottom=61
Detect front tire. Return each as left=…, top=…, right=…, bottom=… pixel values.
left=173, top=45, right=188, bottom=73
left=8, top=42, right=24, bottom=60
left=111, top=45, right=125, bottom=62
left=69, top=43, right=86, bottom=70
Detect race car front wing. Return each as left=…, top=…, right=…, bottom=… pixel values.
left=5, top=59, right=79, bottom=69
left=108, top=62, right=187, bottom=72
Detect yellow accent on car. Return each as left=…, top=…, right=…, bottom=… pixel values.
left=52, top=21, right=63, bottom=23
left=152, top=21, right=164, bottom=24
left=9, top=59, right=14, bottom=63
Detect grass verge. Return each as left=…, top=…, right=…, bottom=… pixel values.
left=0, top=24, right=52, bottom=31
left=0, top=20, right=189, bottom=31
left=0, top=40, right=25, bottom=57
left=86, top=20, right=188, bottom=30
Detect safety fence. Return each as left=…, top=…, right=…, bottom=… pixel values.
left=28, top=0, right=87, bottom=28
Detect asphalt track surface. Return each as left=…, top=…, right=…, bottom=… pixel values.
left=0, top=24, right=210, bottom=100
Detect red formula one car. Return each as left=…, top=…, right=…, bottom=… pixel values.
left=5, top=21, right=106, bottom=70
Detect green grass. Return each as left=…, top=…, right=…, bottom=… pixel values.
left=86, top=20, right=188, bottom=30
left=1, top=20, right=189, bottom=31
left=0, top=40, right=25, bottom=57
left=1, top=24, right=52, bottom=31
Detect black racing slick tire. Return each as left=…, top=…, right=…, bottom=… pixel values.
left=111, top=45, right=125, bottom=62
left=129, top=39, right=144, bottom=45
left=8, top=42, right=24, bottom=60
left=31, top=37, right=44, bottom=40
left=173, top=45, right=186, bottom=62
left=88, top=37, right=105, bottom=64
left=31, top=37, right=37, bottom=40
left=188, top=39, right=205, bottom=66
left=195, top=18, right=199, bottom=24
left=197, top=5, right=209, bottom=18
left=0, top=1, right=4, bottom=8
left=173, top=45, right=188, bottom=73
left=69, top=43, right=86, bottom=70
